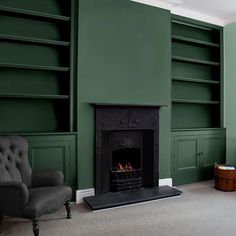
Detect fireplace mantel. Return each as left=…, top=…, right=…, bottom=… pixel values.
left=91, top=103, right=168, bottom=108
left=94, top=104, right=161, bottom=194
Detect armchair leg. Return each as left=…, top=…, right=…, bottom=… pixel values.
left=65, top=200, right=71, bottom=219
left=0, top=215, right=3, bottom=233
left=32, top=219, right=39, bottom=236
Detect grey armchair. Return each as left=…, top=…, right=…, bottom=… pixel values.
left=0, top=136, right=72, bottom=236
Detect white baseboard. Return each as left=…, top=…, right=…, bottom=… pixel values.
left=76, top=178, right=173, bottom=204
left=76, top=188, right=95, bottom=204
left=159, top=178, right=172, bottom=187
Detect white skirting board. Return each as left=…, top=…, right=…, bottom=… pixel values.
left=76, top=178, right=172, bottom=204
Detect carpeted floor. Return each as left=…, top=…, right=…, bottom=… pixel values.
left=2, top=180, right=236, bottom=236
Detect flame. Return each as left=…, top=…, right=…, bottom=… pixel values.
left=116, top=162, right=134, bottom=171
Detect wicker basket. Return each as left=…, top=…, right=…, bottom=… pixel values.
left=215, top=165, right=236, bottom=191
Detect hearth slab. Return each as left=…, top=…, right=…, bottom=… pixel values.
left=83, top=186, right=182, bottom=211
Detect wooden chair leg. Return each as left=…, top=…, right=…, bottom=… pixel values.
left=0, top=215, right=3, bottom=233
left=65, top=201, right=71, bottom=219
left=32, top=219, right=39, bottom=236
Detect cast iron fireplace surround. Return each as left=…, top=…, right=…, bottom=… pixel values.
left=83, top=104, right=182, bottom=210
left=94, top=104, right=160, bottom=194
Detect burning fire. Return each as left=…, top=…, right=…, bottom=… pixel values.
left=115, top=162, right=134, bottom=171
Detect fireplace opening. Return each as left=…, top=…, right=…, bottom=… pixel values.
left=111, top=148, right=143, bottom=192
left=112, top=148, right=141, bottom=171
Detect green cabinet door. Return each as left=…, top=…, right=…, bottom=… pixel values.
left=200, top=134, right=224, bottom=179
left=25, top=134, right=77, bottom=193
left=172, top=129, right=226, bottom=186
left=172, top=134, right=200, bottom=185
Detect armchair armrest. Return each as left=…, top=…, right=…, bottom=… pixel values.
left=0, top=181, right=29, bottom=217
left=32, top=169, right=64, bottom=187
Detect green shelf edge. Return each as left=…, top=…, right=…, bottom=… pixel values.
left=172, top=35, right=219, bottom=47
left=171, top=19, right=213, bottom=31
left=0, top=34, right=70, bottom=46
left=0, top=5, right=70, bottom=21
left=172, top=99, right=220, bottom=104
left=0, top=93, right=69, bottom=99
left=0, top=132, right=77, bottom=136
left=172, top=76, right=220, bottom=84
left=0, top=62, right=69, bottom=72
left=172, top=56, right=220, bottom=66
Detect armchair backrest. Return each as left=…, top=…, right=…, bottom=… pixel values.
left=0, top=136, right=32, bottom=187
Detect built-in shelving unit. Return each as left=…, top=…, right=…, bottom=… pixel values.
left=171, top=15, right=222, bottom=130
left=171, top=16, right=225, bottom=186
left=0, top=1, right=75, bottom=133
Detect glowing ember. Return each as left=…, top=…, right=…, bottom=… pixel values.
left=115, top=162, right=134, bottom=171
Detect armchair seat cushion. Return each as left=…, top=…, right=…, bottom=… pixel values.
left=22, top=185, right=72, bottom=219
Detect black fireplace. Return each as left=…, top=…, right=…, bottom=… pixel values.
left=83, top=104, right=182, bottom=210
left=94, top=104, right=160, bottom=194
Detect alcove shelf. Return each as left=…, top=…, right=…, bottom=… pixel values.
left=0, top=0, right=75, bottom=133
left=0, top=34, right=70, bottom=47
left=0, top=5, right=70, bottom=22
left=171, top=15, right=222, bottom=130
left=172, top=76, right=220, bottom=84
left=172, top=35, right=219, bottom=48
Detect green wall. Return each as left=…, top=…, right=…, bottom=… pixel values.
left=77, top=0, right=171, bottom=189
left=225, top=22, right=236, bottom=164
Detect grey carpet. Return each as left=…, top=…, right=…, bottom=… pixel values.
left=2, top=180, right=236, bottom=236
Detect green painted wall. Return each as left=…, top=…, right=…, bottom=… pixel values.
left=77, top=0, right=171, bottom=189
left=225, top=22, right=236, bottom=164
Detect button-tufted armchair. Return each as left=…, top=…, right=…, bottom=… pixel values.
left=0, top=136, right=72, bottom=236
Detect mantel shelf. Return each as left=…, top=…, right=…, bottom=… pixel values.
left=0, top=93, right=69, bottom=99
left=0, top=62, right=69, bottom=72
left=172, top=99, right=220, bottom=105
left=172, top=56, right=220, bottom=66
left=172, top=76, right=220, bottom=84
left=0, top=34, right=70, bottom=47
left=172, top=35, right=219, bottom=48
left=0, top=5, right=70, bottom=22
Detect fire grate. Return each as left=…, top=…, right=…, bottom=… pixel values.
left=110, top=169, right=143, bottom=191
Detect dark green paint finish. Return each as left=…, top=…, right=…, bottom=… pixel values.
left=171, top=129, right=225, bottom=185
left=224, top=23, right=236, bottom=164
left=0, top=15, right=69, bottom=41
left=0, top=99, right=69, bottom=132
left=0, top=0, right=73, bottom=133
left=172, top=41, right=219, bottom=62
left=172, top=81, right=220, bottom=101
left=0, top=68, right=69, bottom=95
left=172, top=103, right=220, bottom=129
left=171, top=15, right=223, bottom=131
left=0, top=42, right=68, bottom=67
left=25, top=134, right=77, bottom=194
left=0, top=0, right=71, bottom=16
left=0, top=1, right=76, bottom=195
left=172, top=134, right=200, bottom=185
left=172, top=61, right=220, bottom=81
left=78, top=0, right=171, bottom=189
